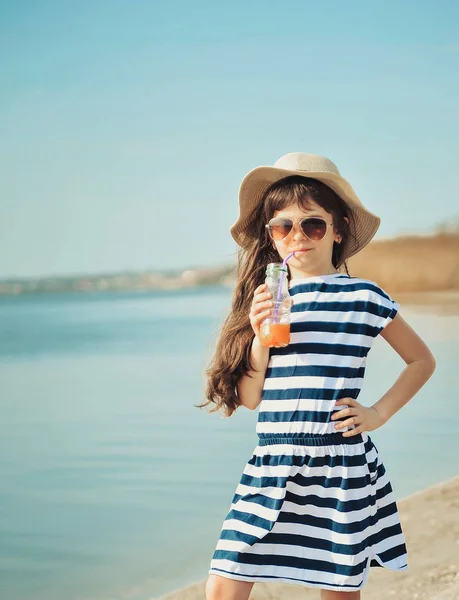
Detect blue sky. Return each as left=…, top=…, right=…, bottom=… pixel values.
left=1, top=0, right=458, bottom=278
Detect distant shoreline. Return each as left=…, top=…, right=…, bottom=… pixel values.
left=0, top=264, right=236, bottom=296
left=2, top=231, right=458, bottom=297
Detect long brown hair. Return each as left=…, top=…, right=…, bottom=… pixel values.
left=198, top=176, right=356, bottom=417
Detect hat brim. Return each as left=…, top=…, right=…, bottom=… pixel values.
left=230, top=165, right=380, bottom=261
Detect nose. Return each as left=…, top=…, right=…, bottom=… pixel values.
left=291, top=223, right=308, bottom=241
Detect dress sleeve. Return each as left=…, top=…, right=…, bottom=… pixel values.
left=367, top=283, right=399, bottom=335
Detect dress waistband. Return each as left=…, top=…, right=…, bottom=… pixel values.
left=257, top=432, right=364, bottom=446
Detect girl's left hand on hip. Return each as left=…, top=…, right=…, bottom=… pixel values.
left=331, top=398, right=384, bottom=437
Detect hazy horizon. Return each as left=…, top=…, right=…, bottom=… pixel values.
left=2, top=226, right=458, bottom=282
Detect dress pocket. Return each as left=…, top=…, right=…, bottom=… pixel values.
left=364, top=436, right=379, bottom=485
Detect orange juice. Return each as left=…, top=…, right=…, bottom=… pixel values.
left=259, top=322, right=291, bottom=348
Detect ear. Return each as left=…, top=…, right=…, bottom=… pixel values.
left=335, top=216, right=349, bottom=243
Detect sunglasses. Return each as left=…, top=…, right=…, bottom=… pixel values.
left=265, top=217, right=334, bottom=242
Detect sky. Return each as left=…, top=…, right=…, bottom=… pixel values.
left=1, top=0, right=458, bottom=279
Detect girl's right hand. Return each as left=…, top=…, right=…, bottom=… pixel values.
left=249, top=284, right=274, bottom=339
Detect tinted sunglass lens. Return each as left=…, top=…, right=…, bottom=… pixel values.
left=301, top=218, right=327, bottom=240
left=268, top=219, right=293, bottom=240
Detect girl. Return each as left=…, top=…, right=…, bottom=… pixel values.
left=201, top=152, right=436, bottom=600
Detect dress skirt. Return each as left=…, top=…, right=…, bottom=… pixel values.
left=209, top=432, right=407, bottom=592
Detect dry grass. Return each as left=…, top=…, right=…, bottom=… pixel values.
left=346, top=232, right=459, bottom=293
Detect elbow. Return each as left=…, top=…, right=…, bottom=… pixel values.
left=247, top=398, right=262, bottom=411
left=235, top=381, right=262, bottom=411
left=408, top=350, right=436, bottom=382
left=428, top=355, right=437, bottom=377
left=240, top=396, right=262, bottom=411
left=423, top=350, right=437, bottom=379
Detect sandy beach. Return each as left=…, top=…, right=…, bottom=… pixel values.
left=157, top=476, right=459, bottom=600
left=396, top=291, right=459, bottom=316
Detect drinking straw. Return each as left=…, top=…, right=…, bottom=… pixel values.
left=273, top=251, right=296, bottom=322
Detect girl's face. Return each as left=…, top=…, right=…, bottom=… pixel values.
left=269, top=200, right=342, bottom=278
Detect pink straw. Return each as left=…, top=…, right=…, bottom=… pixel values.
left=282, top=251, right=296, bottom=269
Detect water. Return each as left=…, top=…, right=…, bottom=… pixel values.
left=0, top=287, right=458, bottom=600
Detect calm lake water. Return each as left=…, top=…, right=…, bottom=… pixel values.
left=0, top=287, right=457, bottom=600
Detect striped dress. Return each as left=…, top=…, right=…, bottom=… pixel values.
left=209, top=273, right=408, bottom=592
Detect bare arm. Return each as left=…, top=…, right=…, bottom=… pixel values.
left=372, top=313, right=436, bottom=423
left=236, top=281, right=275, bottom=411
left=236, top=337, right=270, bottom=410
left=333, top=312, right=437, bottom=435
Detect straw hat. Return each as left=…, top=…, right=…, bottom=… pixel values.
left=230, top=152, right=381, bottom=260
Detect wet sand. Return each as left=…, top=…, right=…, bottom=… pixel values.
left=157, top=476, right=459, bottom=600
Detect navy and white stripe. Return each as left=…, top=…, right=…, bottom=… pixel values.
left=258, top=274, right=399, bottom=437
left=209, top=274, right=407, bottom=592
